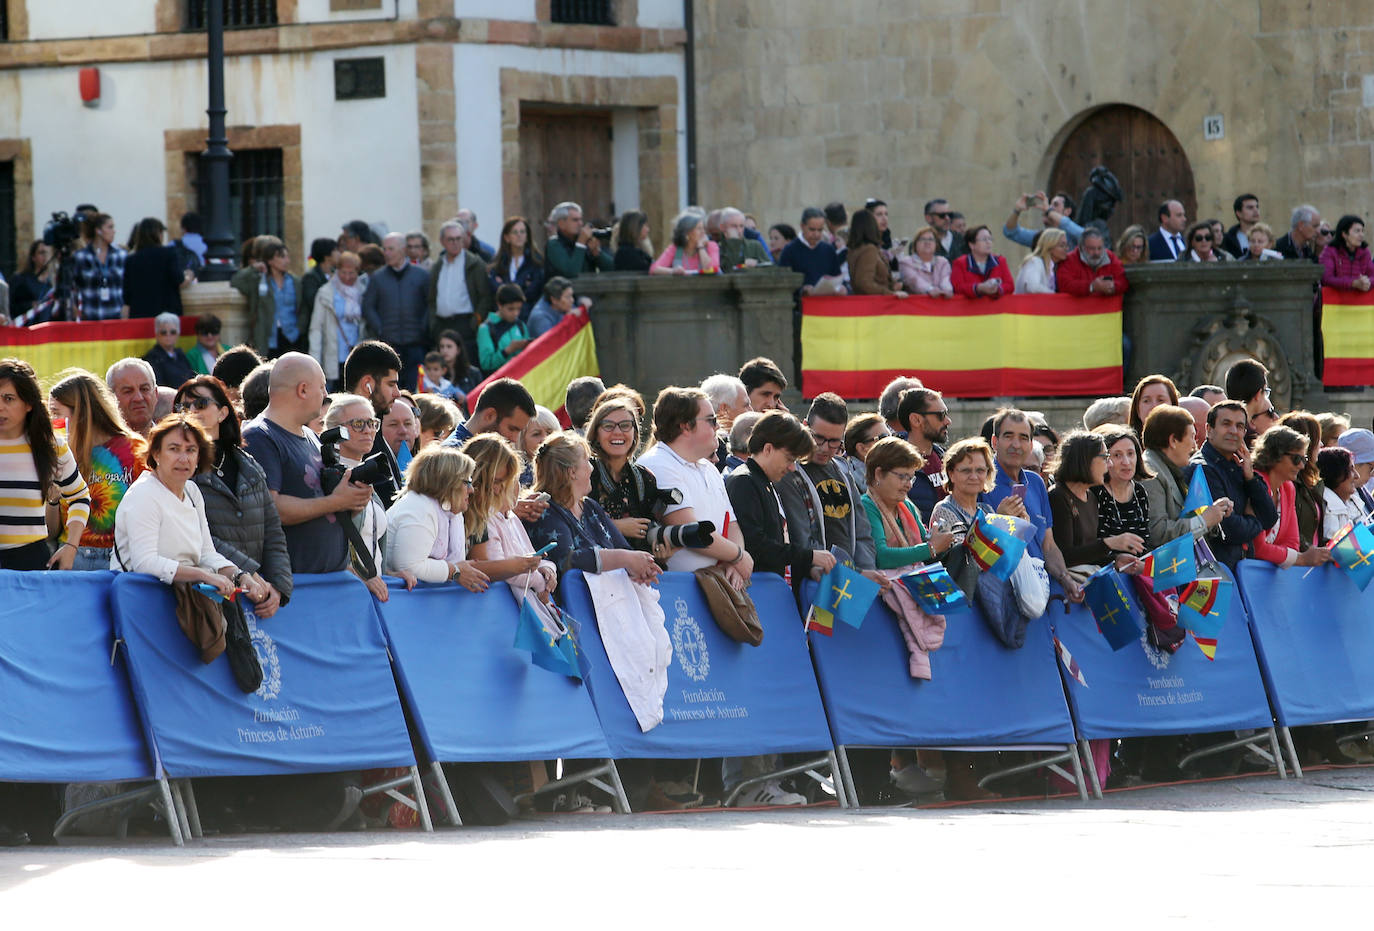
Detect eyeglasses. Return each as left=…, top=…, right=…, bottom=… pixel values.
left=175, top=396, right=217, bottom=412
left=862, top=432, right=890, bottom=444
left=698, top=414, right=719, bottom=428
left=888, top=470, right=916, bottom=486
left=156, top=329, right=179, bottom=336
left=344, top=417, right=381, bottom=433
left=1096, top=453, right=1112, bottom=462
left=599, top=419, right=637, bottom=433
left=1192, top=234, right=1213, bottom=243
left=809, top=430, right=844, bottom=450
left=1288, top=453, right=1309, bottom=468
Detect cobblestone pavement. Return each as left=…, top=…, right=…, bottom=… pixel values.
left=5, top=767, right=1374, bottom=923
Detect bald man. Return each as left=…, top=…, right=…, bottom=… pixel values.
left=243, top=352, right=372, bottom=574
left=362, top=232, right=431, bottom=391
left=1177, top=395, right=1212, bottom=447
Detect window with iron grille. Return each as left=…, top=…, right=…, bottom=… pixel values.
left=0, top=162, right=14, bottom=283
left=550, top=0, right=615, bottom=26
left=185, top=0, right=278, bottom=31
left=194, top=149, right=284, bottom=250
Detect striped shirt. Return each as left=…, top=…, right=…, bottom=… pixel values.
left=0, top=437, right=91, bottom=548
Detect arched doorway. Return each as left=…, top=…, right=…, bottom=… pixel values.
left=1048, top=105, right=1196, bottom=242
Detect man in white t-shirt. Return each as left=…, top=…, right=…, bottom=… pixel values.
left=638, top=386, right=755, bottom=588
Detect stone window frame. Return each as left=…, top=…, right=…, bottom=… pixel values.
left=0, top=139, right=33, bottom=273
left=164, top=125, right=303, bottom=271
left=535, top=0, right=637, bottom=26
left=499, top=68, right=678, bottom=246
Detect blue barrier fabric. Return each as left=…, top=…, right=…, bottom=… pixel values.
left=0, top=570, right=152, bottom=783
left=1236, top=560, right=1374, bottom=727
left=374, top=581, right=611, bottom=762
left=1051, top=566, right=1273, bottom=738
left=560, top=571, right=833, bottom=759
left=803, top=579, right=1076, bottom=747
left=110, top=572, right=414, bottom=777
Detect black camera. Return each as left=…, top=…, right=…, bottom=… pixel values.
left=43, top=211, right=80, bottom=251
left=591, top=227, right=614, bottom=242
left=319, top=425, right=391, bottom=495
left=650, top=486, right=684, bottom=518
left=646, top=519, right=715, bottom=551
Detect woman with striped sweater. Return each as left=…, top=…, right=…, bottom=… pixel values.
left=0, top=359, right=90, bottom=570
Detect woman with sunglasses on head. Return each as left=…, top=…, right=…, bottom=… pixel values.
left=47, top=369, right=146, bottom=571
left=1175, top=221, right=1231, bottom=263
left=1251, top=425, right=1333, bottom=568
left=585, top=397, right=667, bottom=554
left=173, top=375, right=291, bottom=617
left=840, top=412, right=890, bottom=495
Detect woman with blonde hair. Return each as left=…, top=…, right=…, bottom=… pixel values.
left=1013, top=228, right=1068, bottom=294
left=462, top=434, right=557, bottom=592
left=516, top=404, right=560, bottom=487
left=48, top=368, right=146, bottom=570
left=524, top=432, right=661, bottom=582
left=383, top=444, right=489, bottom=591
left=1115, top=224, right=1148, bottom=266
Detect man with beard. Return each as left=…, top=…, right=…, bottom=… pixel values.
left=342, top=340, right=403, bottom=507
left=1054, top=228, right=1128, bottom=296
left=896, top=387, right=951, bottom=523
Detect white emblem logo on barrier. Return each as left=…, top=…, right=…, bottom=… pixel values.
left=1140, top=628, right=1171, bottom=671
left=246, top=611, right=282, bottom=701
left=671, top=596, right=710, bottom=682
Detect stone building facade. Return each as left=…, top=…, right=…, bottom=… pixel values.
left=692, top=1, right=1374, bottom=253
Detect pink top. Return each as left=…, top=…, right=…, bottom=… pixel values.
left=897, top=254, right=953, bottom=295
left=1251, top=473, right=1300, bottom=568
left=485, top=508, right=555, bottom=594
left=1320, top=244, right=1374, bottom=289
left=651, top=241, right=720, bottom=274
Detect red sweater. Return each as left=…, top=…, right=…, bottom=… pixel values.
left=950, top=253, right=1014, bottom=298
left=1055, top=248, right=1129, bottom=296
left=1251, top=472, right=1299, bottom=568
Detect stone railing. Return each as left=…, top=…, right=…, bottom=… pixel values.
left=181, top=279, right=254, bottom=347
left=571, top=268, right=803, bottom=399
left=1121, top=261, right=1324, bottom=411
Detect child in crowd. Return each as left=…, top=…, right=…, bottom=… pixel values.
left=420, top=351, right=463, bottom=401
left=477, top=284, right=533, bottom=374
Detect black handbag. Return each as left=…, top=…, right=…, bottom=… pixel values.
left=222, top=597, right=264, bottom=693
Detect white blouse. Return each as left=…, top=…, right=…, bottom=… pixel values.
left=384, top=491, right=466, bottom=584
left=112, top=472, right=236, bottom=583
left=1014, top=258, right=1056, bottom=294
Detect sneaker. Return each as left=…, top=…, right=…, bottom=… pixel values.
left=729, top=779, right=807, bottom=807
left=890, top=765, right=942, bottom=796
left=551, top=793, right=611, bottom=814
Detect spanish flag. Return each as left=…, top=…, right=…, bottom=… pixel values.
left=1321, top=287, right=1374, bottom=386
left=0, top=316, right=198, bottom=385
left=466, top=309, right=599, bottom=426
left=801, top=294, right=1122, bottom=398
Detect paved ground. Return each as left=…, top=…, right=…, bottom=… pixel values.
left=5, top=767, right=1374, bottom=922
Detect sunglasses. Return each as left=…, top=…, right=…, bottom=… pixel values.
left=345, top=417, right=381, bottom=433
left=1287, top=453, right=1309, bottom=467
left=931, top=212, right=953, bottom=220
left=1192, top=234, right=1213, bottom=243
left=175, top=396, right=217, bottom=412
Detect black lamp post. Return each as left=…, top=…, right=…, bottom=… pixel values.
left=198, top=0, right=236, bottom=281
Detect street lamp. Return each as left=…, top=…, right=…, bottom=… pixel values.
left=198, top=0, right=236, bottom=281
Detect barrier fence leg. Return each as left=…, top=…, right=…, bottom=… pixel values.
left=430, top=762, right=462, bottom=827
left=1280, top=726, right=1304, bottom=779
left=1267, top=727, right=1288, bottom=780
left=177, top=779, right=203, bottom=838
left=835, top=746, right=860, bottom=809
left=408, top=766, right=434, bottom=833
left=1079, top=740, right=1102, bottom=800
left=604, top=760, right=631, bottom=814
left=169, top=780, right=193, bottom=842
left=825, top=751, right=847, bottom=809
left=1068, top=745, right=1089, bottom=802
left=157, top=777, right=184, bottom=847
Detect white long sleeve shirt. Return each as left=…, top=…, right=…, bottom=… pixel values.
left=112, top=472, right=235, bottom=582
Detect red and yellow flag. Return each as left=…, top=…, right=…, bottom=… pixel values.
left=0, top=316, right=198, bottom=385
left=801, top=293, right=1122, bottom=398
left=467, top=310, right=599, bottom=426
left=1321, top=287, right=1374, bottom=386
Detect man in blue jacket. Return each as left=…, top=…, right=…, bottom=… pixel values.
left=1191, top=401, right=1278, bottom=567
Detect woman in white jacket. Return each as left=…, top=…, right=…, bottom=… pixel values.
left=383, top=444, right=489, bottom=591
left=1013, top=228, right=1068, bottom=294
left=308, top=251, right=363, bottom=389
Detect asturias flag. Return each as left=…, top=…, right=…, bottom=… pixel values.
left=513, top=597, right=582, bottom=679
left=1177, top=576, right=1231, bottom=638
left=1181, top=466, right=1213, bottom=520
left=1141, top=533, right=1197, bottom=591
left=901, top=563, right=970, bottom=614
left=967, top=511, right=1029, bottom=581
left=1084, top=565, right=1146, bottom=651
left=810, top=563, right=880, bottom=629
left=1330, top=521, right=1374, bottom=591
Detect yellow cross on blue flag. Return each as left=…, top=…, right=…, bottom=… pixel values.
left=901, top=563, right=970, bottom=613
left=1084, top=565, right=1146, bottom=651
left=1181, top=465, right=1213, bottom=520
left=513, top=596, right=582, bottom=679
left=1330, top=521, right=1374, bottom=591
left=810, top=563, right=880, bottom=629
left=1140, top=533, right=1197, bottom=591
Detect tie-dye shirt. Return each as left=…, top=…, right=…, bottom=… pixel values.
left=61, top=434, right=143, bottom=549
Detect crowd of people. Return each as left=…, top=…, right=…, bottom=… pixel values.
left=0, top=186, right=1370, bottom=845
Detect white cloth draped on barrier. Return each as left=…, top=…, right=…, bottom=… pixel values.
left=582, top=569, right=672, bottom=732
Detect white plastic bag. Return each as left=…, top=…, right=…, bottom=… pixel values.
left=1010, top=554, right=1050, bottom=619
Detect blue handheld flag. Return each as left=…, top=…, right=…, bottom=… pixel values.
left=810, top=563, right=880, bottom=629
left=901, top=563, right=970, bottom=614
left=513, top=597, right=582, bottom=679
left=1084, top=565, right=1146, bottom=651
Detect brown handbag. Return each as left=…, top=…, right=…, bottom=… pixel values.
left=171, top=581, right=227, bottom=663
left=693, top=564, right=764, bottom=646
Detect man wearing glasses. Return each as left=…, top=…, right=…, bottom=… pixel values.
left=895, top=387, right=951, bottom=523
left=639, top=386, right=754, bottom=586
left=1223, top=358, right=1274, bottom=443
left=924, top=198, right=966, bottom=260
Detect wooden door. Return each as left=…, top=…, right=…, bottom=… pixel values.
left=519, top=108, right=616, bottom=228
left=1048, top=105, right=1196, bottom=241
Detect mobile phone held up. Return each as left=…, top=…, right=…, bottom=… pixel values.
left=1011, top=483, right=1027, bottom=500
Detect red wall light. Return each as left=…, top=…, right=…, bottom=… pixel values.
left=79, top=67, right=101, bottom=106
